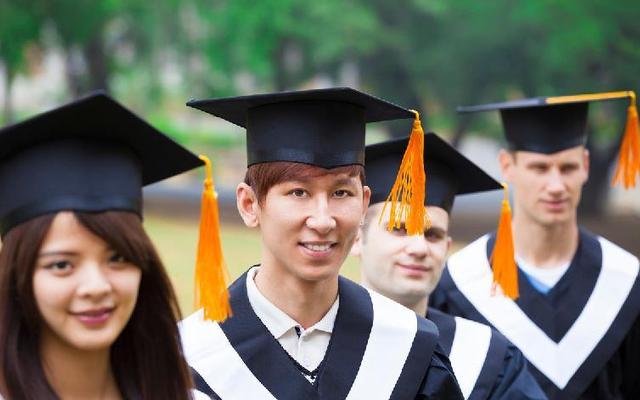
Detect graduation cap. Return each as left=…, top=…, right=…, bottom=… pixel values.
left=366, top=133, right=501, bottom=212
left=0, top=91, right=203, bottom=234
left=188, top=87, right=429, bottom=235
left=0, top=92, right=231, bottom=322
left=187, top=87, right=414, bottom=167
left=366, top=134, right=519, bottom=299
left=458, top=91, right=640, bottom=189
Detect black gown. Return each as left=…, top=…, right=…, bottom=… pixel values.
left=182, top=269, right=464, bottom=400
left=427, top=308, right=547, bottom=399
left=431, top=229, right=640, bottom=399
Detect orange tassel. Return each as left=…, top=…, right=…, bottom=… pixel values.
left=194, top=155, right=232, bottom=322
left=612, top=91, right=640, bottom=189
left=490, top=183, right=519, bottom=299
left=379, top=110, right=430, bottom=235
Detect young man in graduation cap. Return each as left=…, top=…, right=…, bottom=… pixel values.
left=431, top=92, right=640, bottom=399
left=351, top=133, right=547, bottom=400
left=179, top=88, right=464, bottom=400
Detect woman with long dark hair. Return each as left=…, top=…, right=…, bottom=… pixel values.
left=0, top=93, right=211, bottom=399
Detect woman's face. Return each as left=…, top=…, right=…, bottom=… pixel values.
left=33, top=212, right=141, bottom=351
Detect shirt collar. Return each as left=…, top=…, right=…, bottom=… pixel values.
left=245, top=266, right=339, bottom=339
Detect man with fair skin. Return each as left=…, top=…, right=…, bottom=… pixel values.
left=353, top=134, right=546, bottom=400
left=432, top=94, right=640, bottom=399
left=179, top=88, right=463, bottom=399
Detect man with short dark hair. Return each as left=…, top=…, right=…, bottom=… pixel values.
left=180, top=88, right=464, bottom=399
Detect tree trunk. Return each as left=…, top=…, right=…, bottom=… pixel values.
left=64, top=46, right=85, bottom=97
left=3, top=65, right=14, bottom=124
left=578, top=140, right=620, bottom=217
left=83, top=35, right=110, bottom=92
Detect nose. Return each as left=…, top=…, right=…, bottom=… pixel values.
left=77, top=263, right=112, bottom=299
left=546, top=168, right=565, bottom=194
left=405, top=234, right=429, bottom=259
left=305, top=196, right=337, bottom=235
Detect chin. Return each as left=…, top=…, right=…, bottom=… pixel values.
left=295, top=263, right=341, bottom=282
left=68, top=331, right=119, bottom=351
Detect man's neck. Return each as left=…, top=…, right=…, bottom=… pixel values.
left=512, top=211, right=579, bottom=269
left=40, top=333, right=120, bottom=399
left=254, top=263, right=339, bottom=329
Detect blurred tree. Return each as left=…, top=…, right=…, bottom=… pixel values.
left=0, top=0, right=41, bottom=122
left=185, top=0, right=379, bottom=96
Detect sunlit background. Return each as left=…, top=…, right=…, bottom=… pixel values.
left=2, top=0, right=639, bottom=313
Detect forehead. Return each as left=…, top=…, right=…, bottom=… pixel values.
left=515, top=146, right=586, bottom=164
left=368, top=203, right=449, bottom=230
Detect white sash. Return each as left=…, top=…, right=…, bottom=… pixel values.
left=180, top=310, right=277, bottom=399
left=180, top=290, right=419, bottom=400
left=449, top=317, right=492, bottom=399
left=447, top=235, right=640, bottom=388
left=345, top=289, right=417, bottom=399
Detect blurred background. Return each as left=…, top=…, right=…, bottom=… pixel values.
left=2, top=0, right=639, bottom=313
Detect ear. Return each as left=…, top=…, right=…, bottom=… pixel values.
left=351, top=227, right=364, bottom=257
left=582, top=147, right=590, bottom=181
left=236, top=183, right=260, bottom=228
left=498, top=149, right=515, bottom=183
left=445, top=235, right=453, bottom=256
left=361, top=185, right=371, bottom=220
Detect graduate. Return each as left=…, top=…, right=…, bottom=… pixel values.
left=431, top=92, right=640, bottom=399
left=351, top=133, right=547, bottom=400
left=0, top=93, right=209, bottom=399
left=179, top=87, right=464, bottom=399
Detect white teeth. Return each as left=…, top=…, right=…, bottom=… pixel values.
left=303, top=243, right=332, bottom=252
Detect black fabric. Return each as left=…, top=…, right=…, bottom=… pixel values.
left=486, top=229, right=601, bottom=342
left=190, top=367, right=221, bottom=399
left=194, top=269, right=461, bottom=399
left=390, top=315, right=462, bottom=400
left=414, top=342, right=465, bottom=399
left=187, top=87, right=414, bottom=168
left=427, top=309, right=546, bottom=400
left=430, top=230, right=640, bottom=399
left=365, top=134, right=501, bottom=212
left=0, top=92, right=202, bottom=235
left=457, top=97, right=589, bottom=154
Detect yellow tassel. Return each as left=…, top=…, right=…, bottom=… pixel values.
left=194, top=155, right=232, bottom=322
left=612, top=91, right=640, bottom=189
left=490, top=183, right=518, bottom=299
left=379, top=110, right=430, bottom=235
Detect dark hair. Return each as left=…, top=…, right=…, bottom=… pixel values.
left=244, top=161, right=366, bottom=204
left=0, top=211, right=193, bottom=400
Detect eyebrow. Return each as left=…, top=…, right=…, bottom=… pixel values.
left=287, top=176, right=358, bottom=186
left=38, top=251, right=78, bottom=258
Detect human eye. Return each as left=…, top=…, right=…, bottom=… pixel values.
left=288, top=188, right=308, bottom=198
left=108, top=251, right=130, bottom=266
left=425, top=229, right=445, bottom=242
left=333, top=189, right=354, bottom=198
left=391, top=224, right=408, bottom=236
left=45, top=260, right=73, bottom=274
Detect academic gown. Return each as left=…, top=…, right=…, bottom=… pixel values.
left=427, top=308, right=546, bottom=400
left=180, top=270, right=464, bottom=400
left=430, top=228, right=640, bottom=399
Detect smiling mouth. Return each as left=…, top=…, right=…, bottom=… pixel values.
left=397, top=263, right=431, bottom=272
left=299, top=241, right=337, bottom=256
left=71, top=307, right=115, bottom=325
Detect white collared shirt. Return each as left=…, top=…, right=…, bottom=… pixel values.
left=245, top=267, right=339, bottom=375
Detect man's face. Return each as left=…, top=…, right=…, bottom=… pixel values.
left=500, top=146, right=589, bottom=227
left=353, top=203, right=451, bottom=307
left=254, top=170, right=370, bottom=283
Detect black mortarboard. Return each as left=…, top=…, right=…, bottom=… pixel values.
left=366, top=133, right=501, bottom=213
left=187, top=87, right=414, bottom=168
left=457, top=91, right=637, bottom=155
left=0, top=91, right=202, bottom=236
